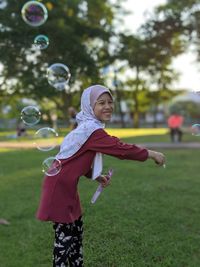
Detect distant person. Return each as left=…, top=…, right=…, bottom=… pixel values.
left=16, top=121, right=26, bottom=137
left=167, top=112, right=184, bottom=143
left=68, top=106, right=78, bottom=130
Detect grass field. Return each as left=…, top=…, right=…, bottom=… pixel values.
left=0, top=132, right=200, bottom=267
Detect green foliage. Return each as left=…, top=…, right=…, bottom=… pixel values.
left=0, top=0, right=117, bottom=116
left=154, top=0, right=200, bottom=59
left=117, top=22, right=185, bottom=127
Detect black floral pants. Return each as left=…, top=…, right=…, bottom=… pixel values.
left=53, top=216, right=84, bottom=267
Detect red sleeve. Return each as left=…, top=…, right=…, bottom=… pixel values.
left=86, top=129, right=148, bottom=162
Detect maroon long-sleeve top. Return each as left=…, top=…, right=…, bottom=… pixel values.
left=36, top=129, right=148, bottom=223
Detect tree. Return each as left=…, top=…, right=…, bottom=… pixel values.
left=0, top=0, right=122, bottom=122
left=117, top=35, right=151, bottom=127
left=139, top=10, right=189, bottom=126
left=152, top=0, right=200, bottom=59
left=123, top=79, right=150, bottom=128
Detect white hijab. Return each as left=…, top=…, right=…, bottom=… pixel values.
left=56, top=85, right=112, bottom=180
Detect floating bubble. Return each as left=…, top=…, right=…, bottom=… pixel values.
left=34, top=34, right=49, bottom=50
left=21, top=106, right=41, bottom=126
left=47, top=63, right=71, bottom=91
left=34, top=127, right=58, bottom=151
left=21, top=1, right=48, bottom=27
left=191, top=124, right=200, bottom=136
left=0, top=0, right=7, bottom=9
left=42, top=157, right=62, bottom=176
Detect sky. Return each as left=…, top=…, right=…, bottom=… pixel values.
left=121, top=0, right=200, bottom=92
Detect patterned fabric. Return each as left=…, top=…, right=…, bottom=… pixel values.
left=53, top=216, right=84, bottom=267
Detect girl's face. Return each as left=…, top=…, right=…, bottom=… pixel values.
left=93, top=93, right=114, bottom=122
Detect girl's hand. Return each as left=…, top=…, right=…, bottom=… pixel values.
left=96, top=175, right=111, bottom=188
left=148, top=150, right=165, bottom=166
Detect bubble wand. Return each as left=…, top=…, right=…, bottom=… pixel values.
left=91, top=169, right=113, bottom=204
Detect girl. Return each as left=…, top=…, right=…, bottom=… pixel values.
left=36, top=85, right=165, bottom=267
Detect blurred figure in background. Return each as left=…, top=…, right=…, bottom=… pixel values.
left=167, top=112, right=184, bottom=143
left=68, top=106, right=78, bottom=130
left=16, top=121, right=27, bottom=137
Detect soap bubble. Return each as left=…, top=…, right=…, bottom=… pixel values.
left=21, top=1, right=48, bottom=27
left=42, top=157, right=62, bottom=176
left=0, top=1, right=7, bottom=9
left=34, top=34, right=49, bottom=50
left=47, top=63, right=71, bottom=91
left=21, top=106, right=41, bottom=126
left=34, top=127, right=58, bottom=151
left=191, top=124, right=200, bottom=136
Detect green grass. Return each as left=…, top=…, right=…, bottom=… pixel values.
left=0, top=136, right=200, bottom=267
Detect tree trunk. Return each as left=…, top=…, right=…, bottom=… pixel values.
left=133, top=66, right=140, bottom=128
left=114, top=71, right=125, bottom=128
left=152, top=103, right=158, bottom=128
left=133, top=111, right=139, bottom=128
left=61, top=91, right=72, bottom=124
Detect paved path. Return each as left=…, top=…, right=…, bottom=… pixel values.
left=0, top=141, right=200, bottom=149
left=0, top=141, right=36, bottom=149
